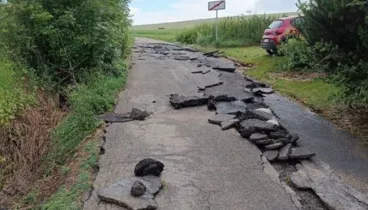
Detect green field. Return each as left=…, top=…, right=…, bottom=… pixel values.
left=132, top=12, right=299, bottom=30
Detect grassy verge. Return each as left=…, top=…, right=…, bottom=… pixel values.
left=39, top=60, right=129, bottom=209
left=7, top=57, right=131, bottom=209
left=0, top=49, right=35, bottom=125
left=217, top=47, right=340, bottom=111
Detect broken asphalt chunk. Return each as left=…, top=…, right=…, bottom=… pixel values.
left=289, top=148, right=316, bottom=160
left=255, top=139, right=274, bottom=146
left=170, top=94, right=209, bottom=109
left=263, top=151, right=279, bottom=162
left=265, top=142, right=284, bottom=150
left=174, top=55, right=190, bottom=61
left=98, top=112, right=132, bottom=123
left=221, top=119, right=239, bottom=130
left=252, top=88, right=274, bottom=96
left=249, top=133, right=268, bottom=142
left=215, top=100, right=247, bottom=115
left=213, top=65, right=236, bottom=73
left=134, top=159, right=165, bottom=177
left=131, top=180, right=146, bottom=197
left=208, top=114, right=236, bottom=125
left=130, top=108, right=151, bottom=121
left=290, top=162, right=368, bottom=210
left=98, top=176, right=162, bottom=210
left=269, top=130, right=290, bottom=139
left=278, top=143, right=292, bottom=161
left=250, top=109, right=275, bottom=121
left=238, top=119, right=278, bottom=133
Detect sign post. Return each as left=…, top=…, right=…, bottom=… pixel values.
left=208, top=1, right=226, bottom=43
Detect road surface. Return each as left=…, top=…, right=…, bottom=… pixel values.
left=84, top=38, right=298, bottom=210
left=84, top=38, right=368, bottom=210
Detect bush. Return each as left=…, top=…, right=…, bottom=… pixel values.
left=297, top=0, right=368, bottom=106
left=176, top=28, right=198, bottom=44
left=0, top=0, right=131, bottom=89
left=278, top=38, right=311, bottom=71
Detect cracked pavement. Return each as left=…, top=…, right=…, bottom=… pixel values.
left=83, top=38, right=298, bottom=210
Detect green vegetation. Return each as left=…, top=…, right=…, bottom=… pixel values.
left=296, top=0, right=368, bottom=106
left=132, top=12, right=299, bottom=30
left=210, top=46, right=339, bottom=110
left=41, top=141, right=99, bottom=210
left=0, top=0, right=131, bottom=88
left=52, top=68, right=127, bottom=164
left=0, top=0, right=131, bottom=208
left=0, top=49, right=34, bottom=125
left=133, top=29, right=184, bottom=42
left=176, top=15, right=282, bottom=47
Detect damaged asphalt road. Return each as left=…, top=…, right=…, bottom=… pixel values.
left=83, top=38, right=368, bottom=210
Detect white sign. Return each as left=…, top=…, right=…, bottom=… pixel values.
left=208, top=1, right=226, bottom=11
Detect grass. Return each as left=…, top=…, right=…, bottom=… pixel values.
left=51, top=60, right=128, bottom=164
left=40, top=140, right=100, bottom=210
left=38, top=58, right=130, bottom=209
left=216, top=46, right=339, bottom=110
left=132, top=29, right=184, bottom=42
left=0, top=48, right=35, bottom=125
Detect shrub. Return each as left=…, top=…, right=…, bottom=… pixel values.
left=0, top=0, right=131, bottom=89
left=176, top=28, right=198, bottom=44
left=297, top=0, right=368, bottom=106
left=278, top=38, right=312, bottom=71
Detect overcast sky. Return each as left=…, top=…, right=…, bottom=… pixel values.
left=130, top=0, right=301, bottom=25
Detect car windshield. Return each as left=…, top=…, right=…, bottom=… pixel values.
left=268, top=20, right=283, bottom=29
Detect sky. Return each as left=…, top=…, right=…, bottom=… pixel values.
left=130, top=0, right=301, bottom=25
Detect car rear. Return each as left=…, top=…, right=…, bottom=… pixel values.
left=261, top=19, right=285, bottom=51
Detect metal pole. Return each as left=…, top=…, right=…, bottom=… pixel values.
left=216, top=9, right=219, bottom=42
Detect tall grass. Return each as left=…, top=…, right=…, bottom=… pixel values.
left=176, top=14, right=283, bottom=47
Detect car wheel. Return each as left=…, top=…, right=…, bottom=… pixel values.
left=266, top=50, right=277, bottom=55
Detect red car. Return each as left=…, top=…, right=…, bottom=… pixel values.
left=261, top=16, right=303, bottom=55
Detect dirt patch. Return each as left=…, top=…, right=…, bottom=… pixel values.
left=0, top=92, right=65, bottom=207
left=323, top=106, right=368, bottom=145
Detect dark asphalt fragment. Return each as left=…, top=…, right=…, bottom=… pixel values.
left=174, top=55, right=190, bottom=61
left=98, top=176, right=162, bottom=210
left=250, top=109, right=275, bottom=121
left=131, top=181, right=146, bottom=197
left=215, top=100, right=247, bottom=115
left=134, top=159, right=165, bottom=177
left=263, top=151, right=279, bottom=162
left=130, top=108, right=151, bottom=121
left=213, top=65, right=236, bottom=73
left=208, top=114, right=236, bottom=125
left=170, top=94, right=209, bottom=109
left=269, top=130, right=290, bottom=139
left=255, top=139, right=274, bottom=146
left=265, top=142, right=284, bottom=150
left=289, top=148, right=316, bottom=160
left=221, top=119, right=239, bottom=130
left=98, top=112, right=132, bottom=123
left=278, top=143, right=293, bottom=161
left=249, top=133, right=268, bottom=142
